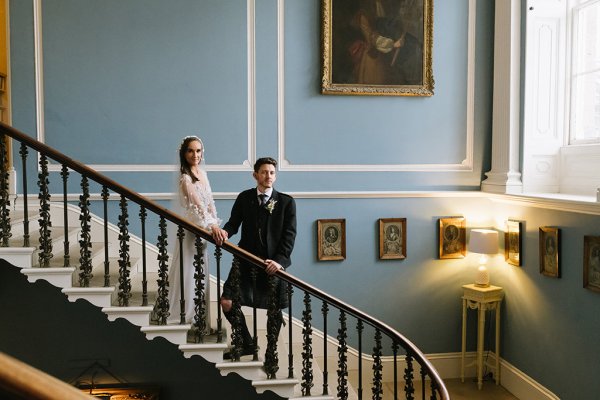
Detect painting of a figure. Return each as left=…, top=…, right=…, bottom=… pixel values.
left=317, top=219, right=346, bottom=261
left=584, top=236, right=600, bottom=292
left=438, top=217, right=466, bottom=259
left=322, top=0, right=434, bottom=96
left=539, top=227, right=560, bottom=278
left=379, top=218, right=407, bottom=259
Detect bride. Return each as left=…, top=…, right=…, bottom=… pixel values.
left=164, top=135, right=222, bottom=330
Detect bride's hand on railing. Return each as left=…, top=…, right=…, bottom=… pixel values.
left=211, top=226, right=228, bottom=246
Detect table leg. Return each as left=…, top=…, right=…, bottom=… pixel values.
left=495, top=300, right=502, bottom=385
left=461, top=298, right=467, bottom=383
left=477, top=304, right=485, bottom=390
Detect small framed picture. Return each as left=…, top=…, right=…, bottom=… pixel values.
left=505, top=220, right=523, bottom=266
left=317, top=219, right=346, bottom=261
left=378, top=218, right=407, bottom=260
left=438, top=217, right=466, bottom=259
left=539, top=227, right=560, bottom=278
left=583, top=236, right=600, bottom=292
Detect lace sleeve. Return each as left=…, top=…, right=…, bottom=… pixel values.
left=179, top=174, right=222, bottom=229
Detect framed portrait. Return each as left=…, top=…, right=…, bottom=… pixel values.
left=317, top=219, right=346, bottom=261
left=321, top=0, right=434, bottom=96
left=378, top=218, right=406, bottom=260
left=438, top=217, right=466, bottom=259
left=583, top=236, right=600, bottom=292
left=539, top=227, right=560, bottom=278
left=505, top=219, right=522, bottom=266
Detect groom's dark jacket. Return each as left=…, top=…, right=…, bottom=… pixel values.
left=222, top=188, right=296, bottom=308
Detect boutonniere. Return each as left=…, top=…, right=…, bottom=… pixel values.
left=265, top=199, right=277, bottom=214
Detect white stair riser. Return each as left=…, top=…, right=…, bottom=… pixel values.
left=22, top=267, right=76, bottom=288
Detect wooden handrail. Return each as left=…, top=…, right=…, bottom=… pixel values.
left=0, top=122, right=449, bottom=399
left=0, top=352, right=94, bottom=399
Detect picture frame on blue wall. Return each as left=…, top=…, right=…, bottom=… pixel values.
left=539, top=227, right=560, bottom=278
left=505, top=219, right=522, bottom=266
left=583, top=236, right=600, bottom=292
left=321, top=0, right=434, bottom=96
left=438, top=217, right=465, bottom=259
left=317, top=219, right=346, bottom=261
left=379, top=218, right=406, bottom=259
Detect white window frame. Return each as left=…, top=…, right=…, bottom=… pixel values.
left=522, top=0, right=600, bottom=197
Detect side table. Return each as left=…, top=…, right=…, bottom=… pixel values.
left=461, top=283, right=504, bottom=389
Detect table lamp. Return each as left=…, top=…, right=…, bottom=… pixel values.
left=469, top=229, right=499, bottom=287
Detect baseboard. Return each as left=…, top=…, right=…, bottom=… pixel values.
left=425, top=352, right=559, bottom=400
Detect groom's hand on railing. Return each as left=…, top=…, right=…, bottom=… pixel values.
left=264, top=259, right=283, bottom=275
left=211, top=226, right=228, bottom=246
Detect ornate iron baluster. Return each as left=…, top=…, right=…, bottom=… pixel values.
left=322, top=301, right=329, bottom=396
left=337, top=310, right=348, bottom=400
left=37, top=154, right=52, bottom=267
left=287, top=282, right=294, bottom=379
left=228, top=256, right=243, bottom=361
left=393, top=341, right=399, bottom=400
left=155, top=216, right=170, bottom=325
left=251, top=265, right=259, bottom=361
left=372, top=328, right=383, bottom=400
left=101, top=186, right=110, bottom=287
left=139, top=205, right=148, bottom=305
left=404, top=353, right=415, bottom=400
left=214, top=245, right=223, bottom=342
left=117, top=195, right=131, bottom=306
left=0, top=133, right=11, bottom=247
left=176, top=226, right=185, bottom=324
left=357, top=319, right=364, bottom=400
left=264, top=274, right=280, bottom=379
left=429, top=378, right=438, bottom=400
left=78, top=175, right=93, bottom=287
left=420, top=366, right=426, bottom=400
left=60, top=164, right=70, bottom=267
left=192, top=234, right=206, bottom=343
left=19, top=143, right=29, bottom=247
left=301, top=291, right=313, bottom=396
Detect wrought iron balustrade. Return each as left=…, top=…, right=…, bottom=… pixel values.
left=0, top=122, right=449, bottom=400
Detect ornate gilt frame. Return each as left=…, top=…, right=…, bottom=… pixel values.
left=317, top=219, right=346, bottom=261
left=378, top=218, right=407, bottom=260
left=321, top=0, right=434, bottom=96
left=539, top=227, right=560, bottom=278
left=438, top=217, right=465, bottom=259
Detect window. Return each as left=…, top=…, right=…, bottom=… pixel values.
left=522, top=0, right=600, bottom=197
left=570, top=0, right=600, bottom=144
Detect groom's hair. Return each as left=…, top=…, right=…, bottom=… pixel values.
left=254, top=157, right=277, bottom=172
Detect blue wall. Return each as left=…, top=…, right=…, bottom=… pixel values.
left=9, top=1, right=600, bottom=398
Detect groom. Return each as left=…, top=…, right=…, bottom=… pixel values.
left=212, top=157, right=297, bottom=357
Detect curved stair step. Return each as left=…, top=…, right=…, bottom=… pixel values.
left=61, top=286, right=115, bottom=307
left=102, top=306, right=154, bottom=326
left=0, top=247, right=36, bottom=269
left=140, top=324, right=191, bottom=345
left=21, top=267, right=76, bottom=287
left=253, top=378, right=300, bottom=398
left=179, top=342, right=229, bottom=363
left=215, top=360, right=264, bottom=381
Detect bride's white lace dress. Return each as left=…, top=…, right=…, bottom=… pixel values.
left=166, top=171, right=221, bottom=328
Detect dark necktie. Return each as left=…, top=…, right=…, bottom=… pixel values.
left=259, top=193, right=267, bottom=206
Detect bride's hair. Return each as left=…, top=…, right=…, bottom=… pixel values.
left=178, top=135, right=204, bottom=182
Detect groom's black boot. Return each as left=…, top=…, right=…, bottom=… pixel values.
left=223, top=308, right=254, bottom=359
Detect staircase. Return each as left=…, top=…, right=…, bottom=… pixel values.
left=0, top=122, right=449, bottom=400
left=2, top=200, right=357, bottom=399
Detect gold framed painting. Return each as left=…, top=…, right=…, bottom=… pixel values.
left=317, top=219, right=346, bottom=261
left=583, top=235, right=600, bottom=292
left=438, top=217, right=466, bottom=259
left=321, top=0, right=434, bottom=96
left=539, top=227, right=560, bottom=278
left=505, top=219, right=522, bottom=266
left=378, top=218, right=406, bottom=259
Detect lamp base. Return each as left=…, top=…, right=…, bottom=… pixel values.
left=475, top=265, right=490, bottom=287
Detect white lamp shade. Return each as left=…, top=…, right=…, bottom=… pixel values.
left=469, top=229, right=499, bottom=255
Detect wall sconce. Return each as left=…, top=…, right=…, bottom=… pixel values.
left=469, top=229, right=499, bottom=287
